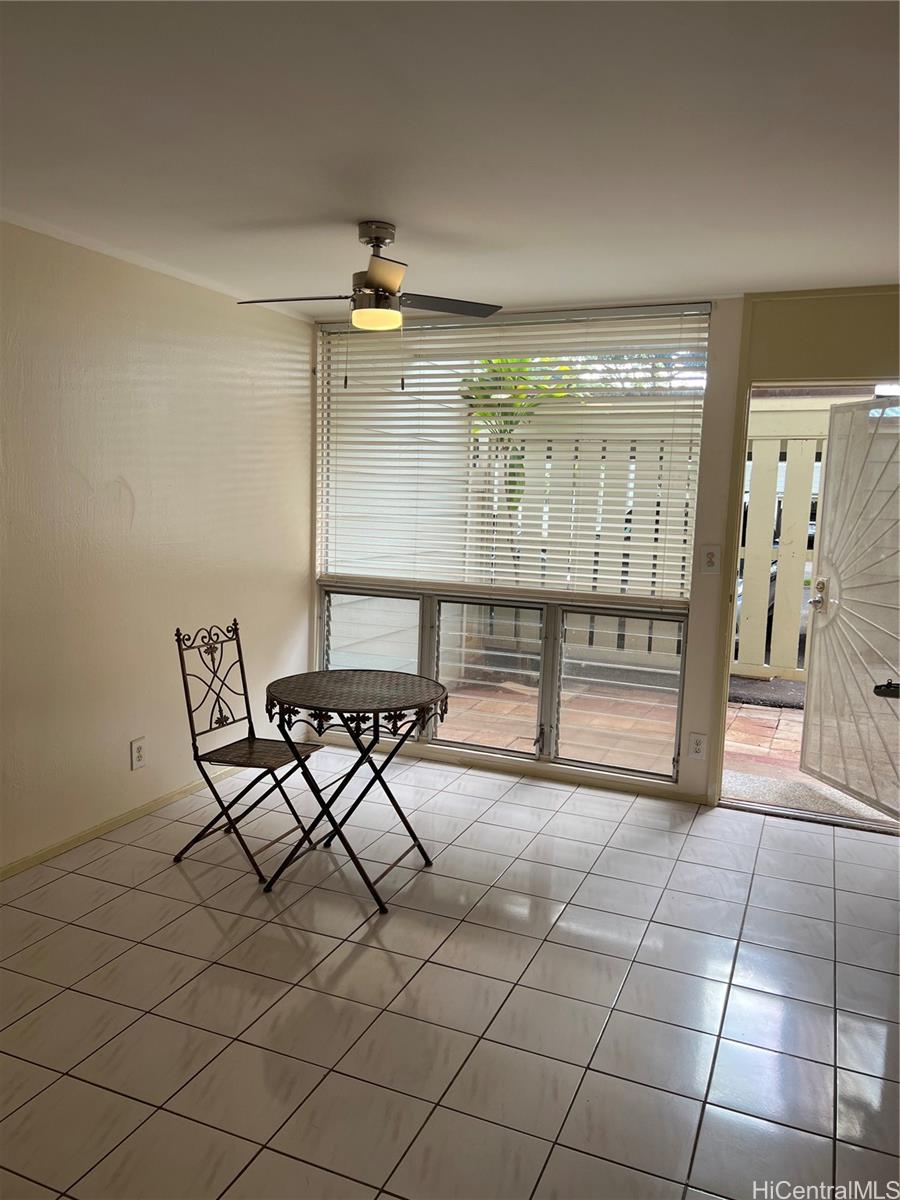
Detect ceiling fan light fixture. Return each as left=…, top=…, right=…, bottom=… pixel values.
left=351, top=290, right=402, bottom=331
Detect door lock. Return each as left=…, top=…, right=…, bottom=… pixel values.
left=809, top=577, right=828, bottom=611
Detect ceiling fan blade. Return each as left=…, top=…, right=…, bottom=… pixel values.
left=364, top=256, right=407, bottom=294
left=400, top=293, right=501, bottom=318
left=237, top=294, right=351, bottom=305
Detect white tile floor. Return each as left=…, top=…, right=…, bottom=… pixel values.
left=1, top=751, right=898, bottom=1200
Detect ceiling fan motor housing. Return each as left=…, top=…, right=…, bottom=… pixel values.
left=358, top=219, right=396, bottom=251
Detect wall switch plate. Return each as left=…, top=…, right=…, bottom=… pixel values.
left=700, top=545, right=720, bottom=574
left=687, top=732, right=707, bottom=760
left=130, top=737, right=146, bottom=770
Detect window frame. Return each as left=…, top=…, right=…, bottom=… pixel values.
left=554, top=603, right=689, bottom=778
left=318, top=578, right=688, bottom=783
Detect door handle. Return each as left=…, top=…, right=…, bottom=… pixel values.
left=873, top=679, right=899, bottom=699
left=809, top=595, right=824, bottom=611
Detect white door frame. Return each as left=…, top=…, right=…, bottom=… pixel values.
left=717, top=378, right=894, bottom=813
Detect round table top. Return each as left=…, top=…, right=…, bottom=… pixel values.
left=266, top=669, right=447, bottom=715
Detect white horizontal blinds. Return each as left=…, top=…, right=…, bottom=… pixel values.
left=318, top=307, right=709, bottom=598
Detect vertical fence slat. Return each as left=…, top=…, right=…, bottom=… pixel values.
left=571, top=438, right=603, bottom=593
left=738, top=438, right=781, bottom=666
left=770, top=438, right=817, bottom=671
left=595, top=441, right=630, bottom=593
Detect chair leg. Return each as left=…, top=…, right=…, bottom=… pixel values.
left=269, top=767, right=312, bottom=842
left=173, top=765, right=268, bottom=884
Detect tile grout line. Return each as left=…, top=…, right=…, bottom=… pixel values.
left=0, top=838, right=308, bottom=1197
left=3, top=798, right=892, bottom=1012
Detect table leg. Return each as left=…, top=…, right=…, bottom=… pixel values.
left=329, top=715, right=433, bottom=869
left=264, top=720, right=390, bottom=911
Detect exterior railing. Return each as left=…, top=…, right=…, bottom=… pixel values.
left=733, top=435, right=821, bottom=682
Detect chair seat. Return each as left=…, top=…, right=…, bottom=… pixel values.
left=199, top=737, right=320, bottom=771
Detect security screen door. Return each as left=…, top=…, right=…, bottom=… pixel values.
left=800, top=396, right=900, bottom=816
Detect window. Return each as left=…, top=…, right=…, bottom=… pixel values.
left=317, top=304, right=708, bottom=780
left=436, top=601, right=542, bottom=753
left=325, top=593, right=419, bottom=673
left=557, top=610, right=685, bottom=774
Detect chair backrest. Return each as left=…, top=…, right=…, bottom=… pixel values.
left=175, top=619, right=255, bottom=752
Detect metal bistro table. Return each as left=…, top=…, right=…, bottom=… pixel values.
left=263, top=669, right=448, bottom=911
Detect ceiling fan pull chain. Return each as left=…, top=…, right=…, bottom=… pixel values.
left=342, top=326, right=350, bottom=390
left=400, top=322, right=405, bottom=391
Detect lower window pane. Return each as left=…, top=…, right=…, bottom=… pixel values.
left=557, top=612, right=683, bottom=777
left=325, top=593, right=420, bottom=672
left=436, top=602, right=541, bottom=753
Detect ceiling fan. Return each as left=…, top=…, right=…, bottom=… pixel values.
left=237, top=220, right=501, bottom=330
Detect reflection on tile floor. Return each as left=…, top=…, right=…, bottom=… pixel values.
left=0, top=753, right=898, bottom=1199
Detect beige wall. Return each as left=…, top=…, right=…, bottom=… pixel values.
left=0, top=222, right=313, bottom=867
left=740, top=288, right=899, bottom=385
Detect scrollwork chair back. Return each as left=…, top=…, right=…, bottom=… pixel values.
left=174, top=619, right=255, bottom=756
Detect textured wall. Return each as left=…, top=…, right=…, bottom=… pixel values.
left=0, top=222, right=313, bottom=865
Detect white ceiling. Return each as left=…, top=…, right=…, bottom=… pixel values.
left=1, top=2, right=897, bottom=320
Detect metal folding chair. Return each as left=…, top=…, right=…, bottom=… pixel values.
left=173, top=619, right=320, bottom=882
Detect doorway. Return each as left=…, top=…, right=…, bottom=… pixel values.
left=722, top=382, right=899, bottom=825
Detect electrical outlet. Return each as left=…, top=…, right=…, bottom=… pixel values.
left=700, top=545, right=720, bottom=574
left=687, top=732, right=707, bottom=760
left=130, top=737, right=146, bottom=771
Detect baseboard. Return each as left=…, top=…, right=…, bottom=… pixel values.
left=0, top=766, right=241, bottom=880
